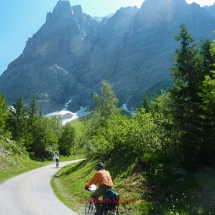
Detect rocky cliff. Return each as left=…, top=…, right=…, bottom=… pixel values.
left=1, top=0, right=215, bottom=113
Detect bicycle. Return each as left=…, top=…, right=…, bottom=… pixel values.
left=85, top=184, right=119, bottom=215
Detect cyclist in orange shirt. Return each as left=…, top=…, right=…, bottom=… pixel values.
left=85, top=162, right=113, bottom=215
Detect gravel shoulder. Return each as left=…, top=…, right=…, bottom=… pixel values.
left=0, top=160, right=83, bottom=215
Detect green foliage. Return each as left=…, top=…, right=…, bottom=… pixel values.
left=58, top=123, right=76, bottom=156
left=168, top=24, right=215, bottom=166
left=81, top=81, right=122, bottom=156
left=27, top=96, right=38, bottom=128
left=93, top=81, right=121, bottom=120
left=127, top=111, right=162, bottom=162
left=30, top=117, right=59, bottom=157
left=6, top=96, right=28, bottom=142
left=0, top=135, right=49, bottom=184
left=0, top=94, right=8, bottom=131
left=50, top=115, right=63, bottom=139
left=139, top=93, right=152, bottom=113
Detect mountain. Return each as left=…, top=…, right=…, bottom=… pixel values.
left=204, top=3, right=215, bottom=20
left=0, top=0, right=215, bottom=114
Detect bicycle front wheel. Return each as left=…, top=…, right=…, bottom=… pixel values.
left=85, top=202, right=95, bottom=215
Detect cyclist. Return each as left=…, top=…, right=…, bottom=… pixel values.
left=85, top=162, right=113, bottom=215
left=55, top=155, right=60, bottom=168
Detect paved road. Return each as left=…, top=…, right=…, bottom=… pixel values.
left=0, top=160, right=83, bottom=215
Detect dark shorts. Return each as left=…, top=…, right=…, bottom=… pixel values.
left=92, top=184, right=112, bottom=199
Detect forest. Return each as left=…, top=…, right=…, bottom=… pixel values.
left=0, top=94, right=76, bottom=158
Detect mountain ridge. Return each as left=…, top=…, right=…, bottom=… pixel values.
left=1, top=0, right=215, bottom=113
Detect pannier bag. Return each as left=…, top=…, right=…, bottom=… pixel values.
left=103, top=189, right=120, bottom=209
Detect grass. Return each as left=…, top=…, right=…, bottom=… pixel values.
left=0, top=160, right=48, bottom=184
left=51, top=157, right=146, bottom=214
left=0, top=117, right=85, bottom=185
left=69, top=119, right=84, bottom=139
left=0, top=134, right=55, bottom=184
left=52, top=156, right=215, bottom=215
left=59, top=155, right=85, bottom=161
left=0, top=133, right=83, bottom=185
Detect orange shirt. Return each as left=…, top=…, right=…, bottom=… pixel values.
left=86, top=169, right=113, bottom=187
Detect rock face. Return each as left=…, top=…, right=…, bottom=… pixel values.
left=1, top=0, right=215, bottom=113
left=204, top=3, right=215, bottom=20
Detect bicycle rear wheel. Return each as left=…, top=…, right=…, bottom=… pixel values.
left=105, top=207, right=119, bottom=215
left=102, top=208, right=118, bottom=215
left=85, top=202, right=95, bottom=215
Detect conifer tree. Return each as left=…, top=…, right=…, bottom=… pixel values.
left=198, top=40, right=215, bottom=164
left=169, top=24, right=203, bottom=164
left=7, top=96, right=28, bottom=142
left=28, top=96, right=38, bottom=128
left=140, top=93, right=152, bottom=113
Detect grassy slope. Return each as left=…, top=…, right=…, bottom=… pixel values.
left=0, top=133, right=85, bottom=185
left=0, top=135, right=51, bottom=184
left=52, top=157, right=215, bottom=215
left=70, top=119, right=84, bottom=139
left=51, top=119, right=215, bottom=214
left=0, top=119, right=85, bottom=185
left=51, top=157, right=151, bottom=215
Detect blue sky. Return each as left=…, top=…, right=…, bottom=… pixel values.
left=0, top=0, right=215, bottom=75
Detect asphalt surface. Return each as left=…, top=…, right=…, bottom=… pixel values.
left=0, top=160, right=83, bottom=215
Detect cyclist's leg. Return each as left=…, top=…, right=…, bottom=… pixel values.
left=92, top=185, right=112, bottom=214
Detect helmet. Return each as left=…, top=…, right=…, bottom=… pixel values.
left=95, top=162, right=104, bottom=170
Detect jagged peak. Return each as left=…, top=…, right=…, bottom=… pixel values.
left=117, top=6, right=139, bottom=14
left=71, top=5, right=83, bottom=18
left=52, top=0, right=72, bottom=16
left=57, top=0, right=70, bottom=3
left=142, top=0, right=187, bottom=8
left=139, top=0, right=188, bottom=16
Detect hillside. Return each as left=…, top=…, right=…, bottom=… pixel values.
left=0, top=135, right=47, bottom=184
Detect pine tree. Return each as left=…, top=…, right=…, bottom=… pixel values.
left=198, top=39, right=215, bottom=164
left=7, top=96, right=28, bottom=142
left=28, top=96, right=38, bottom=128
left=169, top=24, right=203, bottom=165
left=140, top=93, right=152, bottom=113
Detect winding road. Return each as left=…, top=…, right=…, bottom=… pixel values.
left=0, top=160, right=83, bottom=215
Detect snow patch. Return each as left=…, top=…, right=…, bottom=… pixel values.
left=123, top=104, right=130, bottom=113
left=46, top=107, right=89, bottom=125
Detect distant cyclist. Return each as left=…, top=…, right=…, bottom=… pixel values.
left=55, top=155, right=60, bottom=168
left=85, top=162, right=113, bottom=215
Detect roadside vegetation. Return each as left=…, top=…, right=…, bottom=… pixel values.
left=52, top=24, right=215, bottom=214
left=0, top=136, right=48, bottom=184
left=52, top=158, right=215, bottom=215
